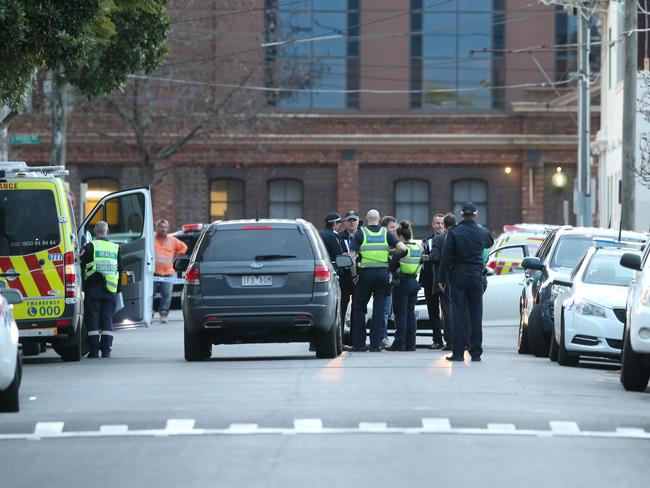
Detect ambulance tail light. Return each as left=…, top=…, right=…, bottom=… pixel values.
left=314, top=262, right=331, bottom=283
left=64, top=251, right=77, bottom=298
left=486, top=260, right=497, bottom=270
left=185, top=264, right=200, bottom=285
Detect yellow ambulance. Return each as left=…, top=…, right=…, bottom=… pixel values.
left=0, top=162, right=153, bottom=361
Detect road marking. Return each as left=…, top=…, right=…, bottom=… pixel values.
left=1, top=419, right=647, bottom=441
left=549, top=421, right=580, bottom=435
left=421, top=418, right=452, bottom=432
left=33, top=422, right=64, bottom=437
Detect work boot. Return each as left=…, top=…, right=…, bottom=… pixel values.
left=160, top=313, right=168, bottom=324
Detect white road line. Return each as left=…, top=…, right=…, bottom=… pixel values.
left=99, top=425, right=128, bottom=434
left=33, top=422, right=64, bottom=437
left=1, top=420, right=647, bottom=441
left=549, top=421, right=580, bottom=435
left=293, top=419, right=323, bottom=433
left=421, top=418, right=452, bottom=432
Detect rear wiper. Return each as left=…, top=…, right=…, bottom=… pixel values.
left=254, top=254, right=297, bottom=261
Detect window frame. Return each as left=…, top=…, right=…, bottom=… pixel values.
left=209, top=178, right=245, bottom=222
left=267, top=178, right=304, bottom=219
left=452, top=178, right=489, bottom=226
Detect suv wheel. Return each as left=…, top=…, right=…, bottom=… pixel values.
left=557, top=316, right=579, bottom=367
left=0, top=353, right=21, bottom=412
left=527, top=305, right=549, bottom=358
left=315, top=322, right=338, bottom=359
left=184, top=327, right=211, bottom=362
left=620, top=326, right=650, bottom=392
left=517, top=307, right=530, bottom=354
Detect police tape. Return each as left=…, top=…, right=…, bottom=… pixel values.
left=153, top=275, right=185, bottom=284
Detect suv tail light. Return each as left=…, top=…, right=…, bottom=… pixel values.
left=64, top=251, right=77, bottom=298
left=314, top=262, right=330, bottom=283
left=185, top=263, right=200, bottom=285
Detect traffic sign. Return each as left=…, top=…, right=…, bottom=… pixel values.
left=10, top=134, right=40, bottom=145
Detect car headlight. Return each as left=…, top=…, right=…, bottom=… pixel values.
left=574, top=299, right=607, bottom=317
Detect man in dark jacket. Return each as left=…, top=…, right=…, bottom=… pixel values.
left=420, top=213, right=446, bottom=349
left=338, top=211, right=360, bottom=343
left=429, top=213, right=456, bottom=350
left=319, top=212, right=343, bottom=263
left=439, top=203, right=493, bottom=362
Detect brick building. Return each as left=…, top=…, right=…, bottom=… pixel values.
left=9, top=0, right=590, bottom=236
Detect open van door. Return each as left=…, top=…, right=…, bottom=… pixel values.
left=78, top=188, right=154, bottom=328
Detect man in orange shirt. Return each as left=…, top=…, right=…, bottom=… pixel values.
left=154, top=219, right=188, bottom=323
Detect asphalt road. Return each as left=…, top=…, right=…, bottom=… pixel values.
left=1, top=310, right=648, bottom=488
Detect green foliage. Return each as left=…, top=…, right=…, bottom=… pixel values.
left=0, top=0, right=169, bottom=110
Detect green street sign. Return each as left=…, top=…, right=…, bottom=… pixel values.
left=10, top=134, right=40, bottom=145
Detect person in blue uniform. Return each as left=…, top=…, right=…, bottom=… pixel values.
left=319, top=212, right=343, bottom=263
left=438, top=202, right=494, bottom=362
left=348, top=209, right=407, bottom=352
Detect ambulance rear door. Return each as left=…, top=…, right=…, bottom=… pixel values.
left=78, top=188, right=154, bottom=328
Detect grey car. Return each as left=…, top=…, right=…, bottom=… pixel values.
left=178, top=219, right=346, bottom=361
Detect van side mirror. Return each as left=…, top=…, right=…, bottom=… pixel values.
left=522, top=257, right=545, bottom=271
left=174, top=256, right=190, bottom=272
left=552, top=279, right=573, bottom=288
left=620, top=253, right=642, bottom=271
left=335, top=255, right=353, bottom=269
left=0, top=288, right=23, bottom=305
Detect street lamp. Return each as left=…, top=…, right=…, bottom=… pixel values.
left=552, top=167, right=567, bottom=189
left=504, top=166, right=512, bottom=175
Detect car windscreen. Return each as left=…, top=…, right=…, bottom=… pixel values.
left=551, top=236, right=602, bottom=269
left=201, top=228, right=314, bottom=261
left=0, top=189, right=60, bottom=256
left=582, top=253, right=635, bottom=286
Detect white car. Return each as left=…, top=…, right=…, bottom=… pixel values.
left=0, top=287, right=22, bottom=412
left=619, top=248, right=650, bottom=391
left=551, top=246, right=637, bottom=366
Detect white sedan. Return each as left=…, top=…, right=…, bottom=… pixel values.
left=0, top=287, right=22, bottom=412
left=551, top=246, right=637, bottom=366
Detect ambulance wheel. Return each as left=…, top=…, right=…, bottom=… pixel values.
left=54, top=324, right=83, bottom=362
left=21, top=341, right=40, bottom=357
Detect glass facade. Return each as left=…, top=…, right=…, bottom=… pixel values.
left=265, top=0, right=360, bottom=109
left=410, top=0, right=505, bottom=111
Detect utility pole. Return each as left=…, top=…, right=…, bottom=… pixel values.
left=621, top=0, right=637, bottom=230
left=576, top=2, right=592, bottom=226
left=50, top=68, right=67, bottom=167
left=0, top=105, right=10, bottom=161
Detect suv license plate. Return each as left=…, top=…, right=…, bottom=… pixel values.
left=242, top=275, right=272, bottom=287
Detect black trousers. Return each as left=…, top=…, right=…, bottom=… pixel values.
left=449, top=270, right=484, bottom=358
left=351, top=268, right=388, bottom=349
left=84, top=287, right=116, bottom=355
left=423, top=286, right=444, bottom=344
left=439, top=291, right=451, bottom=345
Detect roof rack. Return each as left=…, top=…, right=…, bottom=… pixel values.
left=0, top=161, right=68, bottom=178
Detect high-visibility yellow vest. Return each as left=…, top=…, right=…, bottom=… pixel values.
left=84, top=239, right=119, bottom=293
left=399, top=242, right=422, bottom=275
left=358, top=227, right=390, bottom=268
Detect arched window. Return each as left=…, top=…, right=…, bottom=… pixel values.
left=268, top=179, right=303, bottom=219
left=453, top=179, right=488, bottom=225
left=395, top=179, right=430, bottom=237
left=83, top=178, right=118, bottom=223
left=210, top=179, right=245, bottom=221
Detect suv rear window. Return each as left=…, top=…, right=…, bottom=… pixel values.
left=202, top=228, right=314, bottom=261
left=551, top=235, right=603, bottom=269
left=0, top=189, right=60, bottom=256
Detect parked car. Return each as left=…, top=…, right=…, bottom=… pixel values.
left=0, top=287, right=22, bottom=412
left=619, top=249, right=650, bottom=391
left=178, top=219, right=346, bottom=361
left=551, top=244, right=639, bottom=366
left=153, top=223, right=206, bottom=310
left=519, top=227, right=647, bottom=358
left=487, top=224, right=555, bottom=275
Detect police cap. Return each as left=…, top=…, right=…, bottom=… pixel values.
left=461, top=202, right=478, bottom=215
left=325, top=212, right=342, bottom=223
left=344, top=210, right=359, bottom=220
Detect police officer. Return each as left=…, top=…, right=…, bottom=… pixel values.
left=80, top=221, right=122, bottom=358
left=319, top=212, right=343, bottom=263
left=438, top=203, right=493, bottom=362
left=348, top=210, right=407, bottom=352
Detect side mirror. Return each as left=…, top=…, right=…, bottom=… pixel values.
left=552, top=279, right=573, bottom=288
left=0, top=288, right=23, bottom=305
left=174, top=256, right=190, bottom=272
left=620, top=253, right=642, bottom=271
left=521, top=257, right=545, bottom=271
left=335, top=255, right=353, bottom=269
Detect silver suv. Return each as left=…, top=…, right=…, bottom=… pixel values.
left=178, top=219, right=346, bottom=361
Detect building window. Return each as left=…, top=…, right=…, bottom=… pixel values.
left=268, top=179, right=303, bottom=219
left=83, top=178, right=118, bottom=220
left=410, top=0, right=505, bottom=111
left=395, top=179, right=430, bottom=237
left=555, top=5, right=601, bottom=83
left=453, top=179, right=488, bottom=225
left=265, top=0, right=360, bottom=109
left=210, top=179, right=245, bottom=221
